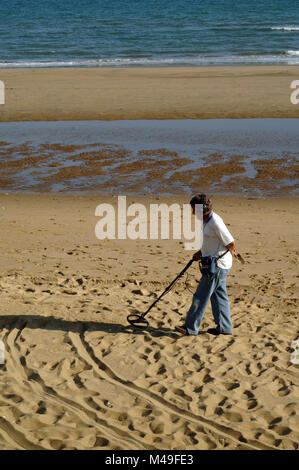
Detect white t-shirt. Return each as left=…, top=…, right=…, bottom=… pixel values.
left=201, top=212, right=234, bottom=269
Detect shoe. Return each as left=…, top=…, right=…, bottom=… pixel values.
left=175, top=325, right=189, bottom=335
left=207, top=328, right=220, bottom=336
left=207, top=328, right=232, bottom=336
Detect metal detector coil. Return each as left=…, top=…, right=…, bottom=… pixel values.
left=127, top=314, right=149, bottom=329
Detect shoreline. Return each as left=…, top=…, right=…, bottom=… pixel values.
left=0, top=65, right=299, bottom=122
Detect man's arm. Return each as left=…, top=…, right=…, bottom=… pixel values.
left=192, top=242, right=236, bottom=261
left=212, top=214, right=236, bottom=257
left=226, top=241, right=236, bottom=257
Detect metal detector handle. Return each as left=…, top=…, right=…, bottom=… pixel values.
left=141, top=258, right=194, bottom=319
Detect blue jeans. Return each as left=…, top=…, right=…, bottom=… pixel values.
left=185, top=268, right=232, bottom=335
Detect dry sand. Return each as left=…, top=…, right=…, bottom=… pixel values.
left=1, top=65, right=299, bottom=121
left=0, top=193, right=298, bottom=450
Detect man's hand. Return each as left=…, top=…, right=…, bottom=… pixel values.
left=192, top=250, right=202, bottom=261
left=226, top=241, right=236, bottom=257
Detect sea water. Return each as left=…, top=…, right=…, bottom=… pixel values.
left=0, top=0, right=299, bottom=68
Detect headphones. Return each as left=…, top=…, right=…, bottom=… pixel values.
left=190, top=193, right=211, bottom=215
left=198, top=194, right=210, bottom=214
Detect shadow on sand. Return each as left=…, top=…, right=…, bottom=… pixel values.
left=0, top=314, right=181, bottom=339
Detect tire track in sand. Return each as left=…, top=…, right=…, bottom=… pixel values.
left=70, top=330, right=278, bottom=450
left=1, top=320, right=155, bottom=450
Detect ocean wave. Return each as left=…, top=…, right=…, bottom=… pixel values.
left=271, top=26, right=299, bottom=31
left=0, top=58, right=186, bottom=68
left=0, top=53, right=299, bottom=69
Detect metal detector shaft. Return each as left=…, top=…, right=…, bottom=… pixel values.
left=140, top=259, right=194, bottom=319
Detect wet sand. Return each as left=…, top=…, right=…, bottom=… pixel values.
left=0, top=119, right=298, bottom=197
left=0, top=193, right=298, bottom=450
left=1, top=65, right=299, bottom=121
left=0, top=141, right=298, bottom=196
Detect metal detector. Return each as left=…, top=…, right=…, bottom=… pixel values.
left=126, top=250, right=245, bottom=329
left=127, top=258, right=194, bottom=329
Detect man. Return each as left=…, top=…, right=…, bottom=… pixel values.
left=176, top=194, right=236, bottom=336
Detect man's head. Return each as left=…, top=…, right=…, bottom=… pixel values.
left=190, top=194, right=212, bottom=217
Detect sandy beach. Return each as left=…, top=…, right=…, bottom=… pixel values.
left=1, top=65, right=299, bottom=121
left=0, top=65, right=298, bottom=451
left=0, top=193, right=298, bottom=450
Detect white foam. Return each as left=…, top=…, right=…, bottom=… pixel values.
left=271, top=26, right=299, bottom=31
left=0, top=57, right=189, bottom=68
left=0, top=52, right=299, bottom=69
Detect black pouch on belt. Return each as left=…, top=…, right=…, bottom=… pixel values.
left=200, top=249, right=229, bottom=275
